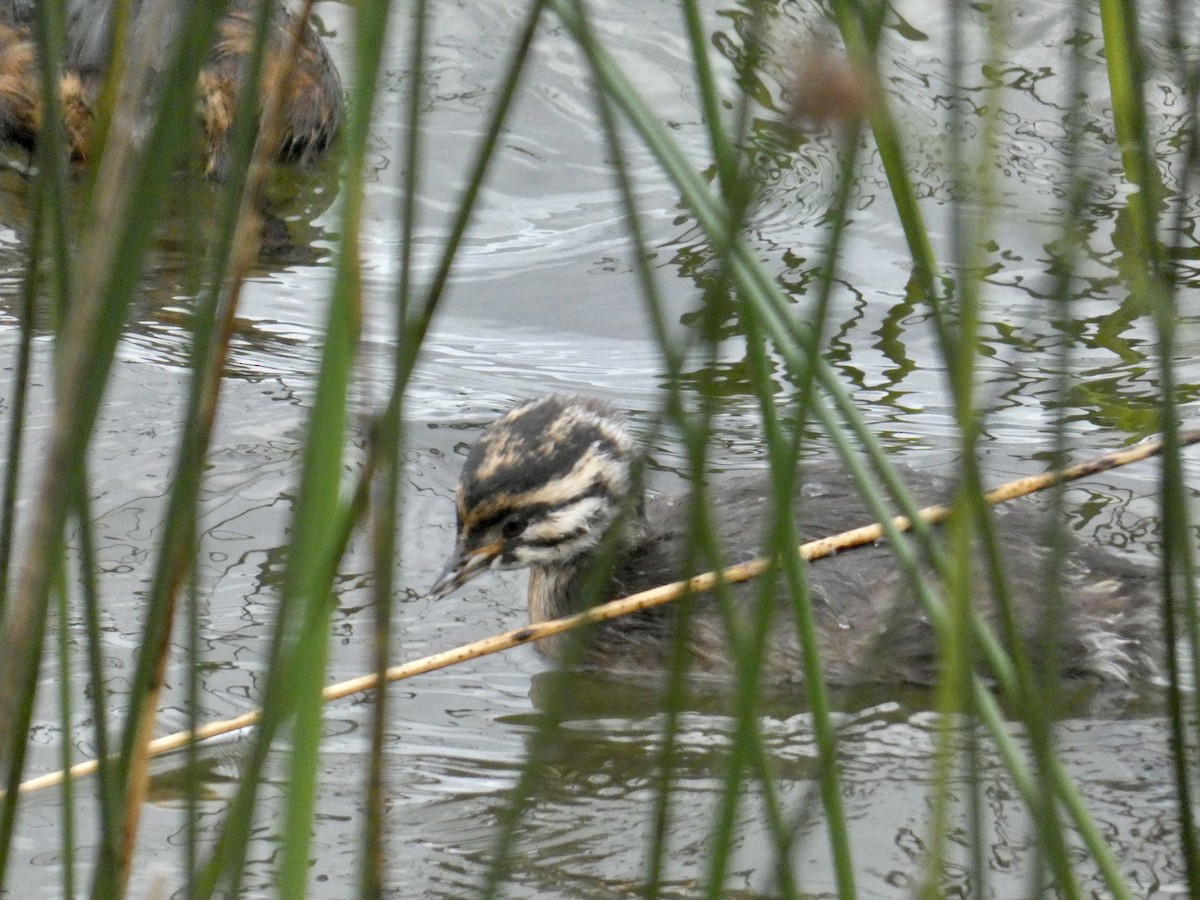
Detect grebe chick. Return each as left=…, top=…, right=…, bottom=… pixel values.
left=0, top=0, right=341, bottom=176
left=431, top=395, right=1163, bottom=686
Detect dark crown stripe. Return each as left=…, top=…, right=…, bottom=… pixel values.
left=466, top=431, right=625, bottom=497
left=465, top=479, right=613, bottom=535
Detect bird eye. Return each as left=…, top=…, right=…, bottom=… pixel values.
left=501, top=517, right=525, bottom=540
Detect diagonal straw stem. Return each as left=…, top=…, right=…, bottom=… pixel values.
left=16, top=427, right=1197, bottom=796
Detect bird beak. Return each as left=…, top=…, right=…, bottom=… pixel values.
left=427, top=539, right=503, bottom=600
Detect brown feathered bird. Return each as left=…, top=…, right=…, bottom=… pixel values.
left=0, top=0, right=341, bottom=176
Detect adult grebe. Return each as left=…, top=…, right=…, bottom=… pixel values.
left=0, top=0, right=341, bottom=176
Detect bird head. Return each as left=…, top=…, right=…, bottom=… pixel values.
left=429, top=396, right=636, bottom=599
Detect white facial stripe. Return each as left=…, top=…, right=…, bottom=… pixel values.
left=522, top=447, right=626, bottom=507
left=524, top=495, right=607, bottom=545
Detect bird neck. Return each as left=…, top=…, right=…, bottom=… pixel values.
left=526, top=501, right=647, bottom=627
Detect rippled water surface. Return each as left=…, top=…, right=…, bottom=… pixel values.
left=1, top=0, right=1198, bottom=897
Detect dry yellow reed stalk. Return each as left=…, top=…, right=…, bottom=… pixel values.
left=17, top=427, right=1197, bottom=795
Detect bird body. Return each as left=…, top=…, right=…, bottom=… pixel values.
left=0, top=0, right=341, bottom=176
left=433, top=395, right=1163, bottom=686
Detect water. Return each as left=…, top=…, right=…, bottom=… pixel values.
left=0, top=0, right=1197, bottom=896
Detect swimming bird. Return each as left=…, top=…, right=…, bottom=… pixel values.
left=0, top=0, right=341, bottom=177
left=430, top=395, right=1163, bottom=686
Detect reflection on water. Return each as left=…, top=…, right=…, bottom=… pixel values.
left=1, top=0, right=1198, bottom=896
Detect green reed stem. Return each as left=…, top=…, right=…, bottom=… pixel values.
left=1025, top=1, right=1108, bottom=895
left=921, top=3, right=1074, bottom=896
left=0, top=6, right=71, bottom=849
left=276, top=1, right=377, bottom=891
left=766, top=131, right=865, bottom=900
left=1098, top=0, right=1163, bottom=256
left=680, top=0, right=739, bottom=196
left=585, top=51, right=716, bottom=900
left=1164, top=0, right=1200, bottom=769
left=89, top=4, right=243, bottom=893
left=71, top=485, right=118, bottom=872
left=0, top=0, right=73, bottom=622
left=363, top=0, right=417, bottom=890
left=1101, top=1, right=1198, bottom=892
left=0, top=185, right=41, bottom=622
left=692, top=29, right=863, bottom=900
left=676, top=5, right=832, bottom=896
left=1160, top=14, right=1200, bottom=900
left=829, top=0, right=939, bottom=303
left=372, top=6, right=554, bottom=885
left=53, top=568, right=75, bottom=900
